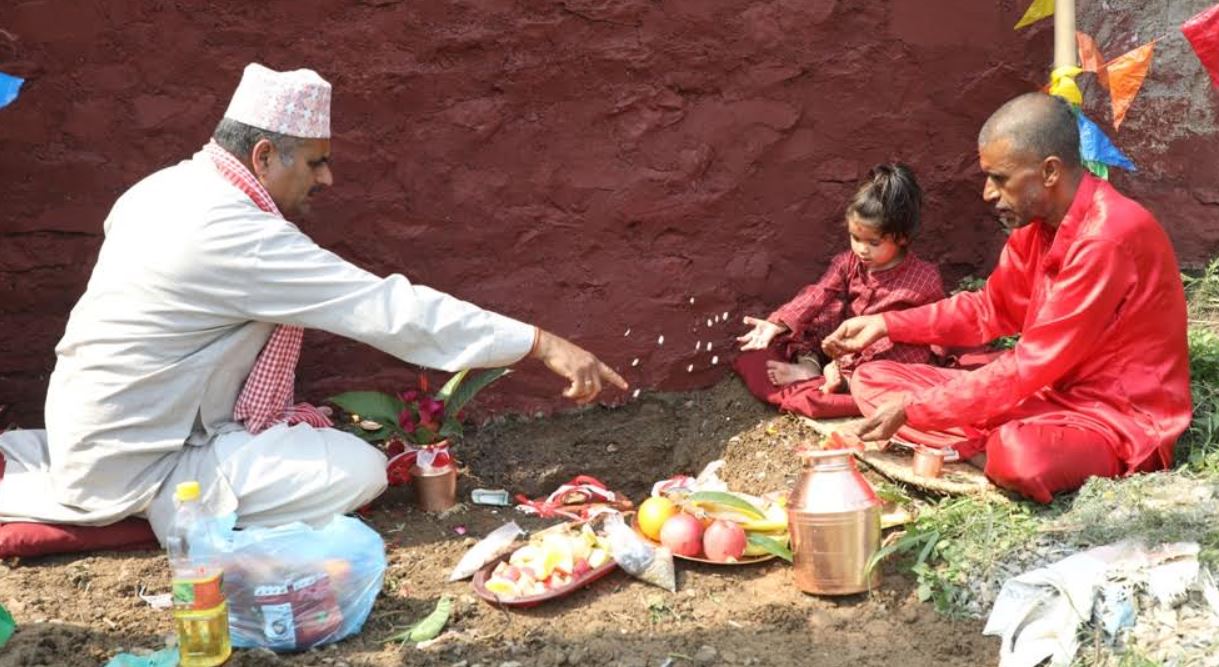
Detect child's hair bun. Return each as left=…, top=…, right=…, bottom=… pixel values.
left=849, top=163, right=923, bottom=239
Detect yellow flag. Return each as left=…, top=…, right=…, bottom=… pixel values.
left=1049, top=66, right=1084, bottom=106
left=1015, top=0, right=1055, bottom=30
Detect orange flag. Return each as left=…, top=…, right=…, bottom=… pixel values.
left=1077, top=31, right=1110, bottom=89
left=1106, top=41, right=1155, bottom=130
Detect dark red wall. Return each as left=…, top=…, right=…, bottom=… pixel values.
left=1, top=0, right=1215, bottom=425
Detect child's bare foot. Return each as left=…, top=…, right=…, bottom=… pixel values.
left=766, top=359, right=822, bottom=386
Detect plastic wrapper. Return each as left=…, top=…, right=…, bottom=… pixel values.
left=194, top=514, right=386, bottom=652
left=650, top=459, right=728, bottom=497
left=603, top=512, right=675, bottom=592
left=449, top=521, right=525, bottom=581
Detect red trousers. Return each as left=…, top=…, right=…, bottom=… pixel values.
left=851, top=360, right=1145, bottom=503
left=733, top=348, right=862, bottom=419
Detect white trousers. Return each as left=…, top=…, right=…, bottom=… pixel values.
left=0, top=424, right=387, bottom=545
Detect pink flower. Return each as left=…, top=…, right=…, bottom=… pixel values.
left=397, top=408, right=417, bottom=433
left=399, top=389, right=420, bottom=405
left=418, top=397, right=445, bottom=425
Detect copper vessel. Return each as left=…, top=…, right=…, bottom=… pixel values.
left=911, top=445, right=947, bottom=478
left=787, top=448, right=881, bottom=595
left=411, top=463, right=457, bottom=512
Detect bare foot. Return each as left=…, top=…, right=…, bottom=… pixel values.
left=766, top=359, right=822, bottom=386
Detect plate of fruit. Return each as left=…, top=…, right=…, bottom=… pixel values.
left=472, top=522, right=617, bottom=608
left=633, top=490, right=792, bottom=565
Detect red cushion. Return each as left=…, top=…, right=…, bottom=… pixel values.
left=0, top=450, right=159, bottom=558
left=0, top=518, right=159, bottom=559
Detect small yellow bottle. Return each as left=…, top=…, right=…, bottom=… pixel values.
left=168, top=481, right=232, bottom=666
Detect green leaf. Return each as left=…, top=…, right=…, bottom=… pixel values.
left=917, top=582, right=932, bottom=602
left=438, top=420, right=463, bottom=439
left=0, top=602, right=14, bottom=648
left=746, top=534, right=793, bottom=562
left=687, top=491, right=766, bottom=519
left=444, top=368, right=511, bottom=417
left=915, top=531, right=941, bottom=566
left=436, top=369, right=469, bottom=402
left=327, top=391, right=405, bottom=426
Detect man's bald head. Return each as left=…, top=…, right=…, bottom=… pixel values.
left=978, top=93, right=1081, bottom=168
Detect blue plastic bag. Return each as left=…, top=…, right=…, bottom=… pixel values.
left=193, top=515, right=386, bottom=652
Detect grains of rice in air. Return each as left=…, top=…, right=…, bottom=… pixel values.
left=631, top=358, right=640, bottom=367
left=687, top=364, right=694, bottom=373
left=712, top=355, right=719, bottom=365
left=657, top=335, right=664, bottom=346
left=632, top=389, right=640, bottom=398
left=624, top=328, right=631, bottom=336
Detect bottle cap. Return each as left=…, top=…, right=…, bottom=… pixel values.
left=175, top=481, right=201, bottom=502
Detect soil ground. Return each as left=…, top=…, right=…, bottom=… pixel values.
left=0, top=378, right=998, bottom=666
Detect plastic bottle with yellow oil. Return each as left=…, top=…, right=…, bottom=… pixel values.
left=167, top=481, right=232, bottom=666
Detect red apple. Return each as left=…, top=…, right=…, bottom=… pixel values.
left=660, top=513, right=705, bottom=557
left=702, top=520, right=747, bottom=562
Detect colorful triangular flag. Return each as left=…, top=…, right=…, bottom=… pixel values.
left=1106, top=42, right=1155, bottom=130
left=1049, top=66, right=1084, bottom=106
left=1077, top=31, right=1110, bottom=89
left=0, top=71, right=23, bottom=109
left=1182, top=2, right=1219, bottom=88
left=1014, top=0, right=1054, bottom=30
left=1076, top=110, right=1136, bottom=173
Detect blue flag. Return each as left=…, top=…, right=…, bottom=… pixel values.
left=0, top=71, right=23, bottom=109
left=1076, top=110, right=1136, bottom=172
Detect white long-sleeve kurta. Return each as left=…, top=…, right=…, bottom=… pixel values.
left=0, top=150, right=535, bottom=526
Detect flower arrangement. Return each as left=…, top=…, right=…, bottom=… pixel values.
left=327, top=368, right=510, bottom=486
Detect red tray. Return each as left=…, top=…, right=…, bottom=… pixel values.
left=471, top=549, right=618, bottom=609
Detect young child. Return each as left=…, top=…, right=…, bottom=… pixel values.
left=734, top=163, right=944, bottom=419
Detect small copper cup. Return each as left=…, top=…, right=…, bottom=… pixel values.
left=911, top=446, right=947, bottom=478
left=410, top=463, right=457, bottom=512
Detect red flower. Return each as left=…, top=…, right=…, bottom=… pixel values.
left=399, top=389, right=420, bottom=405
left=397, top=408, right=417, bottom=433
left=418, top=397, right=445, bottom=426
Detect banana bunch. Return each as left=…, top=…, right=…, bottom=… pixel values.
left=675, top=490, right=792, bottom=561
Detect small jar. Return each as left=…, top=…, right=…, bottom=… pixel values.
left=911, top=446, right=948, bottom=478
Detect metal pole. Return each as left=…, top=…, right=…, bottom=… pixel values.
left=1054, top=0, right=1077, bottom=68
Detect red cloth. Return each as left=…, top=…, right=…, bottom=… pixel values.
left=1183, top=3, right=1219, bottom=88
left=733, top=348, right=862, bottom=418
left=853, top=361, right=1146, bottom=502
left=205, top=141, right=333, bottom=434
left=874, top=175, right=1190, bottom=476
left=768, top=250, right=944, bottom=373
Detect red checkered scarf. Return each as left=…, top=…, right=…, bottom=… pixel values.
left=203, top=141, right=333, bottom=434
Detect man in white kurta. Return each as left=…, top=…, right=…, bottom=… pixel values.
left=0, top=64, right=625, bottom=543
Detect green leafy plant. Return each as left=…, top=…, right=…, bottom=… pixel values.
left=327, top=368, right=510, bottom=446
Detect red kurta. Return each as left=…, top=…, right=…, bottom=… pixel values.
left=863, top=175, right=1190, bottom=481
left=735, top=250, right=944, bottom=418
left=769, top=250, right=945, bottom=372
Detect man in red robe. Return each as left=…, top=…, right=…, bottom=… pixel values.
left=823, top=93, right=1191, bottom=503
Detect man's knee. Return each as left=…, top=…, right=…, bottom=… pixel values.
left=849, top=360, right=903, bottom=407
left=984, top=425, right=1055, bottom=503
left=983, top=422, right=1119, bottom=504
left=326, top=431, right=388, bottom=508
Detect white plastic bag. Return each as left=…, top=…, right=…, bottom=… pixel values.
left=603, top=512, right=675, bottom=592
left=194, top=515, right=386, bottom=652
left=449, top=521, right=525, bottom=581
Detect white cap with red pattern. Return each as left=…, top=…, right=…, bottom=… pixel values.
left=222, top=63, right=331, bottom=139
